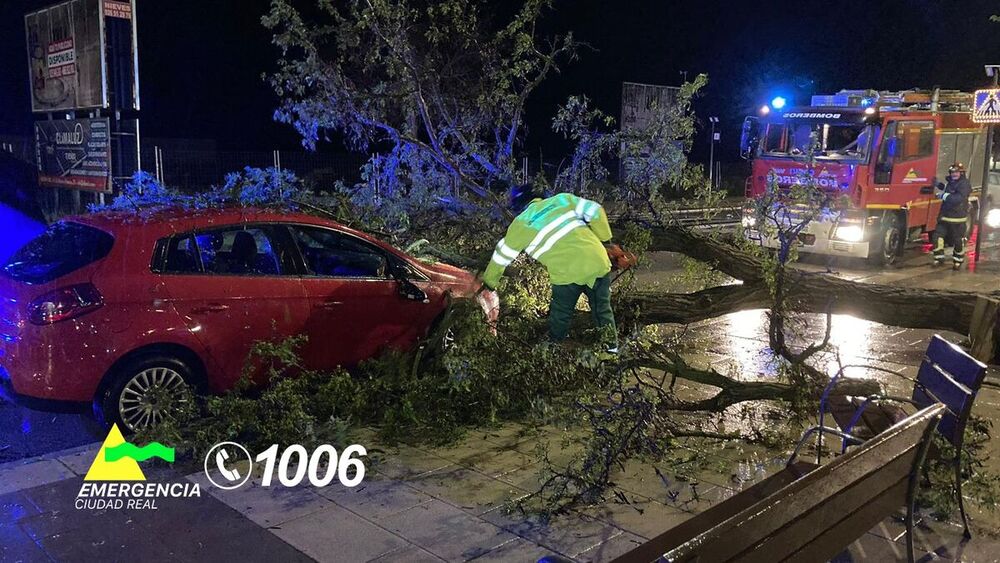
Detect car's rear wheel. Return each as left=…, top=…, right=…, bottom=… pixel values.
left=95, top=354, right=195, bottom=433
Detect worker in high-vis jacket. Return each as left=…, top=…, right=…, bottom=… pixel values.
left=481, top=186, right=618, bottom=350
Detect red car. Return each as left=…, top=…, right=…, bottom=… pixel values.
left=0, top=208, right=489, bottom=431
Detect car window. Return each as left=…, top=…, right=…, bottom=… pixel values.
left=161, top=235, right=200, bottom=273
left=3, top=221, right=114, bottom=284
left=194, top=227, right=285, bottom=276
left=896, top=121, right=934, bottom=161
left=290, top=226, right=388, bottom=278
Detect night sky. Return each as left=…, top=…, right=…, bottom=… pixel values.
left=2, top=0, right=1000, bottom=163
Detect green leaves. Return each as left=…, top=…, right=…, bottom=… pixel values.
left=264, top=0, right=575, bottom=200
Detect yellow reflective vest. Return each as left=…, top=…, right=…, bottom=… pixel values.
left=482, top=193, right=612, bottom=289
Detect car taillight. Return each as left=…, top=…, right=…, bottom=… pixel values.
left=27, top=283, right=104, bottom=325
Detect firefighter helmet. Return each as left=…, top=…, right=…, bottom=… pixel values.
left=949, top=162, right=966, bottom=175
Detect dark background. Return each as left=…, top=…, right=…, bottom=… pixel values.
left=2, top=0, right=1000, bottom=165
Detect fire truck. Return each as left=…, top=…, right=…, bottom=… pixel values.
left=739, top=89, right=992, bottom=265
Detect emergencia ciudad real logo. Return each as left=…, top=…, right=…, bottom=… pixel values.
left=76, top=424, right=200, bottom=510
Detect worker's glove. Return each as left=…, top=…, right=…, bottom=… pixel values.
left=934, top=183, right=946, bottom=199
left=475, top=289, right=500, bottom=336
left=606, top=243, right=638, bottom=271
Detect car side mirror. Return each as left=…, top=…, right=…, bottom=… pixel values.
left=398, top=279, right=429, bottom=303
left=388, top=258, right=429, bottom=303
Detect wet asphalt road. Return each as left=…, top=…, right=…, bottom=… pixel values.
left=0, top=399, right=105, bottom=464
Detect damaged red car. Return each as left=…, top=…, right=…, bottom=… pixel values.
left=0, top=208, right=493, bottom=431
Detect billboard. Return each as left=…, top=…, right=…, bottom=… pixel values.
left=25, top=0, right=139, bottom=113
left=34, top=118, right=112, bottom=192
left=621, top=82, right=679, bottom=132
left=620, top=82, right=681, bottom=185
left=25, top=0, right=105, bottom=112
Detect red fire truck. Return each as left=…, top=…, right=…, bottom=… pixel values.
left=740, top=89, right=992, bottom=265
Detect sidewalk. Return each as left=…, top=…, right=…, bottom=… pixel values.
left=2, top=421, right=998, bottom=563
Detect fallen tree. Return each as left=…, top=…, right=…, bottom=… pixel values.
left=625, top=223, right=998, bottom=336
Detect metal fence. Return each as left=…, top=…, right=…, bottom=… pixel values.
left=0, top=134, right=368, bottom=192
left=142, top=147, right=368, bottom=192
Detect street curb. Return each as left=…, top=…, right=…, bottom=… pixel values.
left=0, top=441, right=100, bottom=496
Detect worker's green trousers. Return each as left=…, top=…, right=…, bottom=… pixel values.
left=549, top=274, right=617, bottom=345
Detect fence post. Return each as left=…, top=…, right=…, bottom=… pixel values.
left=154, top=146, right=162, bottom=184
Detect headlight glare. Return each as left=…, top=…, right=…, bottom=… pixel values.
left=834, top=225, right=864, bottom=242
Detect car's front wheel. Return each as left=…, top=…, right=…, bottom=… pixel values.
left=95, top=354, right=195, bottom=433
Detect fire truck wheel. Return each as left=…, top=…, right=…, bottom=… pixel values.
left=868, top=215, right=902, bottom=267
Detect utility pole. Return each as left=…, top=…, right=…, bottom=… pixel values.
left=975, top=66, right=1000, bottom=264
left=708, top=117, right=719, bottom=189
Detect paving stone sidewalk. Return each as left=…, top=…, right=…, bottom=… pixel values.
left=2, top=425, right=999, bottom=563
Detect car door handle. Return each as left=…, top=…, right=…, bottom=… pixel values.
left=920, top=186, right=935, bottom=194
left=313, top=300, right=342, bottom=309
left=192, top=304, right=230, bottom=313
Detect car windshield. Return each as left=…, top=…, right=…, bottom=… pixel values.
left=2, top=221, right=114, bottom=285
left=761, top=122, right=873, bottom=162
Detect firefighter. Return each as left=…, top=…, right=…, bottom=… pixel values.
left=481, top=186, right=623, bottom=351
left=932, top=162, right=972, bottom=270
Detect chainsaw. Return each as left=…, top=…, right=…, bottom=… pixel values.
left=606, top=243, right=638, bottom=284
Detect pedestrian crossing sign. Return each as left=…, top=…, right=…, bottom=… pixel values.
left=972, top=89, right=1000, bottom=123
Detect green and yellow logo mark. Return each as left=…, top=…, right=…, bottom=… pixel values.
left=83, top=424, right=175, bottom=482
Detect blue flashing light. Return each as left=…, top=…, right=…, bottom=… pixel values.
left=0, top=203, right=45, bottom=266
left=771, top=96, right=787, bottom=110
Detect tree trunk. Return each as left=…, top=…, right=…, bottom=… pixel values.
left=629, top=224, right=999, bottom=335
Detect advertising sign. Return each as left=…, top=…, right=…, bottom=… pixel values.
left=25, top=0, right=105, bottom=112
left=103, top=0, right=140, bottom=110
left=34, top=118, right=112, bottom=192
left=621, top=82, right=679, bottom=132
left=102, top=0, right=132, bottom=20
left=620, top=82, right=681, bottom=183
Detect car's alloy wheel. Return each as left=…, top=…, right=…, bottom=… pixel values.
left=96, top=354, right=197, bottom=433
left=118, top=367, right=187, bottom=432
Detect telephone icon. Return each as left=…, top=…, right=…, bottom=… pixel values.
left=215, top=448, right=241, bottom=482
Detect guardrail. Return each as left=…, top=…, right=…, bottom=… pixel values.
left=608, top=203, right=743, bottom=230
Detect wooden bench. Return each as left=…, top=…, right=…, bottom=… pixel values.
left=594, top=403, right=946, bottom=563
left=822, top=334, right=988, bottom=537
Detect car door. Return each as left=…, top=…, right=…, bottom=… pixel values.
left=871, top=119, right=938, bottom=229
left=288, top=224, right=438, bottom=370
left=156, top=224, right=309, bottom=391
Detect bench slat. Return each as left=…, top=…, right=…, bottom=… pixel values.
left=666, top=439, right=921, bottom=562
left=926, top=335, right=987, bottom=389
left=913, top=362, right=973, bottom=446
left=734, top=447, right=916, bottom=562
left=630, top=405, right=944, bottom=563
left=610, top=462, right=816, bottom=563
left=782, top=479, right=908, bottom=563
